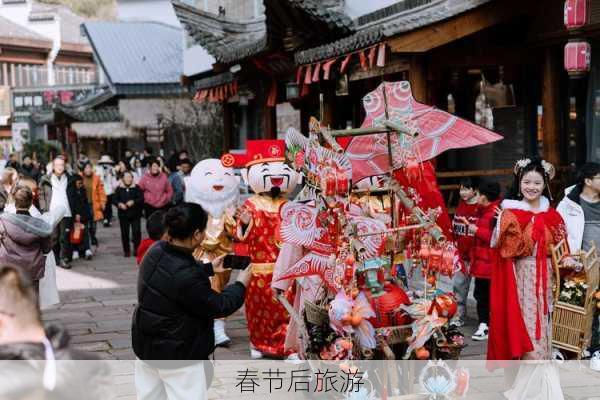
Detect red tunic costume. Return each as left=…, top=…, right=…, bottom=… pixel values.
left=237, top=195, right=290, bottom=357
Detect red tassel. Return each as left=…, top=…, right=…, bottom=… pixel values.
left=312, top=62, right=321, bottom=82
left=359, top=51, right=368, bottom=71
left=322, top=59, right=336, bottom=80
left=368, top=46, right=377, bottom=68
left=304, top=64, right=313, bottom=84
left=300, top=82, right=310, bottom=97
left=296, top=66, right=304, bottom=84
left=232, top=80, right=238, bottom=95
left=376, top=43, right=386, bottom=67
left=194, top=90, right=208, bottom=103
left=340, top=54, right=352, bottom=74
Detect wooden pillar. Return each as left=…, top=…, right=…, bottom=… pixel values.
left=542, top=47, right=561, bottom=166
left=409, top=55, right=427, bottom=103
left=222, top=102, right=232, bottom=152
left=262, top=104, right=276, bottom=139
left=320, top=90, right=335, bottom=128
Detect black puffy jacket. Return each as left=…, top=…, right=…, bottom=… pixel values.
left=132, top=241, right=245, bottom=363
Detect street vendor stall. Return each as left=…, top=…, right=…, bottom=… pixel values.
left=273, top=81, right=503, bottom=365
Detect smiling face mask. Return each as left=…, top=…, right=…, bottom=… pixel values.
left=242, top=161, right=299, bottom=197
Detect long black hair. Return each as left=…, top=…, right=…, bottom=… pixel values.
left=507, top=157, right=553, bottom=200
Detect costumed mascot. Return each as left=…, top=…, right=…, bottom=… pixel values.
left=184, top=158, right=240, bottom=346
left=223, top=140, right=300, bottom=359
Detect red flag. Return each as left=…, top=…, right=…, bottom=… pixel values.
left=359, top=51, right=368, bottom=71
left=340, top=54, right=352, bottom=74
left=304, top=64, right=313, bottom=85
left=376, top=43, right=386, bottom=67
left=368, top=46, right=377, bottom=68
left=312, top=62, right=321, bottom=82
left=296, top=66, right=304, bottom=84
left=322, top=59, right=336, bottom=80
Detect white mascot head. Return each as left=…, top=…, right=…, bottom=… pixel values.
left=224, top=140, right=299, bottom=198
left=185, top=158, right=240, bottom=218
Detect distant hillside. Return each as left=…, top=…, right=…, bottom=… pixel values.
left=38, top=0, right=116, bottom=19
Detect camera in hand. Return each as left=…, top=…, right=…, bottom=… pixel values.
left=224, top=255, right=251, bottom=270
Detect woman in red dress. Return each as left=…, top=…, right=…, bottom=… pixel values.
left=489, top=158, right=567, bottom=361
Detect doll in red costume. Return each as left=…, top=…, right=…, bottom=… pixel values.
left=224, top=140, right=300, bottom=359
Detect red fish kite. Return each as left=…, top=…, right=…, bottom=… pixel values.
left=344, top=81, right=503, bottom=183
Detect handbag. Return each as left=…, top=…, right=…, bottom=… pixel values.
left=70, top=222, right=85, bottom=245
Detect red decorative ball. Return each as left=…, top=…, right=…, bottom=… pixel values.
left=365, top=283, right=412, bottom=328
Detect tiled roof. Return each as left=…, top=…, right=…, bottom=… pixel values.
left=57, top=105, right=120, bottom=123
left=287, top=0, right=354, bottom=32
left=295, top=26, right=383, bottom=64
left=82, top=21, right=183, bottom=85
left=0, top=15, right=52, bottom=46
left=30, top=2, right=91, bottom=47
left=172, top=1, right=267, bottom=64
left=173, top=0, right=355, bottom=64
left=295, top=0, right=493, bottom=64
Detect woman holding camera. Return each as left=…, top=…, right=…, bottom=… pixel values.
left=132, top=202, right=251, bottom=400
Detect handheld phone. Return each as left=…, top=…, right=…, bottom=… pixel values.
left=223, top=255, right=251, bottom=270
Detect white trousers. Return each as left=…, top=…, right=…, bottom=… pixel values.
left=135, top=359, right=207, bottom=400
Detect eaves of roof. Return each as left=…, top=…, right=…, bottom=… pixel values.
left=287, top=0, right=354, bottom=33
left=172, top=0, right=267, bottom=64
left=294, top=0, right=494, bottom=65
left=56, top=105, right=120, bottom=123
left=113, top=83, right=188, bottom=97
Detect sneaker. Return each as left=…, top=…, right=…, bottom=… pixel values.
left=213, top=319, right=231, bottom=347
left=250, top=348, right=263, bottom=359
left=103, top=219, right=110, bottom=227
left=85, top=249, right=93, bottom=260
left=472, top=323, right=489, bottom=341
left=59, top=260, right=71, bottom=270
left=72, top=251, right=80, bottom=261
left=591, top=351, right=600, bottom=372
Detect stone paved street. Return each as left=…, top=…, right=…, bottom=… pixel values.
left=41, top=221, right=254, bottom=361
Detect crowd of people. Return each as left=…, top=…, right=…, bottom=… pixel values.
left=0, top=148, right=196, bottom=270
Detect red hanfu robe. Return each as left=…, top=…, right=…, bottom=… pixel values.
left=488, top=202, right=566, bottom=366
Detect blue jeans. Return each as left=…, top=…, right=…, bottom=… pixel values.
left=452, top=265, right=472, bottom=322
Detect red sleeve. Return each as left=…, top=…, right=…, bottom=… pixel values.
left=475, top=217, right=493, bottom=245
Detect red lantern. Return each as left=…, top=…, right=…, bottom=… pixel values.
left=564, top=41, right=591, bottom=76
left=564, top=0, right=588, bottom=30
left=365, top=283, right=412, bottom=328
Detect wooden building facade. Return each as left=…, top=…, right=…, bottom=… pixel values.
left=174, top=0, right=600, bottom=195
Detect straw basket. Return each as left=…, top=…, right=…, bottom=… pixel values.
left=304, top=300, right=329, bottom=326
left=551, top=242, right=599, bottom=358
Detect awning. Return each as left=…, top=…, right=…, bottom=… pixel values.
left=118, top=98, right=199, bottom=129
left=71, top=122, right=136, bottom=139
